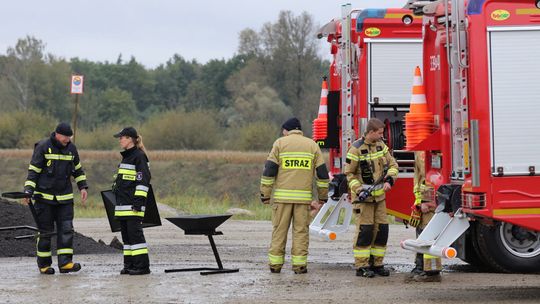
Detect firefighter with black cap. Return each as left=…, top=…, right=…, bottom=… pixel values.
left=112, top=127, right=152, bottom=275
left=23, top=122, right=88, bottom=274
left=260, top=117, right=330, bottom=274
left=345, top=118, right=399, bottom=278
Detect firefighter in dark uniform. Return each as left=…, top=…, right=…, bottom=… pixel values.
left=260, top=118, right=329, bottom=274
left=345, top=118, right=399, bottom=278
left=23, top=122, right=88, bottom=275
left=112, top=127, right=151, bottom=275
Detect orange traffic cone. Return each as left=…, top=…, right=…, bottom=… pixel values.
left=409, top=66, right=429, bottom=114
left=404, top=66, right=434, bottom=150
left=312, top=77, right=328, bottom=141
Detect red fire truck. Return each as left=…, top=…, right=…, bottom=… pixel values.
left=315, top=5, right=423, bottom=220
left=399, top=0, right=540, bottom=273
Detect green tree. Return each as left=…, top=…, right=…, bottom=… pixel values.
left=96, top=87, right=137, bottom=125
left=224, top=82, right=292, bottom=127
left=0, top=36, right=47, bottom=110
left=237, top=11, right=327, bottom=125
left=153, top=55, right=198, bottom=110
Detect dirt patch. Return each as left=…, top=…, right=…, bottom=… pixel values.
left=0, top=199, right=119, bottom=257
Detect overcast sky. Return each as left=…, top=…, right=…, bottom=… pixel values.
left=0, top=0, right=406, bottom=68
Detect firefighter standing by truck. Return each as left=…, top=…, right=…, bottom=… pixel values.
left=113, top=127, right=152, bottom=275
left=406, top=151, right=442, bottom=282
left=260, top=117, right=329, bottom=274
left=23, top=122, right=88, bottom=275
left=345, top=118, right=399, bottom=277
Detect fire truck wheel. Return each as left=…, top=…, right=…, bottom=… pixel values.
left=462, top=224, right=491, bottom=271
left=475, top=222, right=540, bottom=273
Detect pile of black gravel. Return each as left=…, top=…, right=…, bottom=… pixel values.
left=0, top=199, right=119, bottom=257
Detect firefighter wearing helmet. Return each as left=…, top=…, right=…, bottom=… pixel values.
left=406, top=151, right=442, bottom=282
left=345, top=118, right=399, bottom=278
left=260, top=117, right=330, bottom=274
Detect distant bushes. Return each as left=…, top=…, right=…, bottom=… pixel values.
left=0, top=110, right=287, bottom=151
left=141, top=110, right=221, bottom=150
left=232, top=122, right=280, bottom=151
left=76, top=123, right=124, bottom=150
left=0, top=111, right=55, bottom=148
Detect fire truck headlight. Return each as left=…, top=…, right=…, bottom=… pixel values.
left=402, top=15, right=413, bottom=25
left=537, top=0, right=540, bottom=9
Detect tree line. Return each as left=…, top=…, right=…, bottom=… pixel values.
left=0, top=11, right=328, bottom=151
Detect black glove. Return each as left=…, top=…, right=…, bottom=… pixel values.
left=384, top=176, right=394, bottom=186
left=132, top=205, right=142, bottom=212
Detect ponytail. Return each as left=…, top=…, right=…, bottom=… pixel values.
left=135, top=135, right=147, bottom=154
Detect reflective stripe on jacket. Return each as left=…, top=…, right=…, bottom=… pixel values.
left=113, top=147, right=151, bottom=218
left=345, top=138, right=398, bottom=204
left=24, top=133, right=88, bottom=205
left=260, top=130, right=329, bottom=204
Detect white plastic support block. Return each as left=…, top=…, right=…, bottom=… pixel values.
left=401, top=209, right=470, bottom=258
left=309, top=194, right=352, bottom=241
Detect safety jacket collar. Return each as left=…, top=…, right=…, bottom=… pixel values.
left=287, top=130, right=303, bottom=136
left=121, top=146, right=138, bottom=158
left=363, top=136, right=379, bottom=145
left=50, top=132, right=70, bottom=149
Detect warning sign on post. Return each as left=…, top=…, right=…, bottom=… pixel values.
left=71, top=75, right=84, bottom=94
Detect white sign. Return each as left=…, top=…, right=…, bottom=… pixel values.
left=71, top=75, right=84, bottom=94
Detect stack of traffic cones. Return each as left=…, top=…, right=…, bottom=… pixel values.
left=404, top=66, right=434, bottom=150
left=312, top=77, right=328, bottom=141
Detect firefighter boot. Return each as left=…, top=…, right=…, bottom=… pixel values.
left=356, top=267, right=375, bottom=278
left=129, top=268, right=151, bottom=275
left=39, top=266, right=55, bottom=275
left=372, top=266, right=390, bottom=276
left=405, top=254, right=424, bottom=281
left=293, top=266, right=308, bottom=274
left=59, top=262, right=81, bottom=273
left=413, top=271, right=442, bottom=282
left=120, top=268, right=132, bottom=275
left=270, top=264, right=283, bottom=273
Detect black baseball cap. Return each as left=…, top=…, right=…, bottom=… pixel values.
left=55, top=122, right=73, bottom=137
left=282, top=117, right=302, bottom=131
left=113, top=127, right=138, bottom=138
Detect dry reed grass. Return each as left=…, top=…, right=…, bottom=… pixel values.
left=0, top=149, right=269, bottom=164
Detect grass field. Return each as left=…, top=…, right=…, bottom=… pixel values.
left=0, top=149, right=273, bottom=220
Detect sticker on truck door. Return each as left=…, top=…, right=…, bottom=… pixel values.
left=365, top=27, right=381, bottom=37
left=491, top=10, right=510, bottom=21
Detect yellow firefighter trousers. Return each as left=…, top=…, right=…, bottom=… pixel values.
left=419, top=211, right=442, bottom=271
left=268, top=202, right=310, bottom=270
left=353, top=199, right=388, bottom=268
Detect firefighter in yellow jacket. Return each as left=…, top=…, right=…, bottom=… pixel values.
left=407, top=151, right=442, bottom=282
left=345, top=118, right=399, bottom=277
left=261, top=117, right=329, bottom=274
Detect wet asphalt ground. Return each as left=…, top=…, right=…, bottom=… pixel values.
left=1, top=218, right=540, bottom=304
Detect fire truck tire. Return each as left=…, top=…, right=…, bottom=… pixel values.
left=462, top=224, right=491, bottom=271
left=475, top=222, right=540, bottom=273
